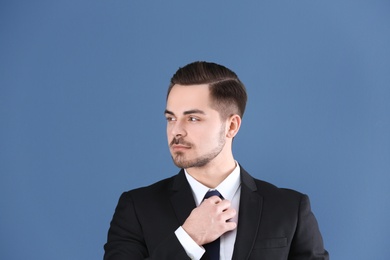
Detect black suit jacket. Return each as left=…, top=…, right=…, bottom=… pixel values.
left=104, top=167, right=329, bottom=259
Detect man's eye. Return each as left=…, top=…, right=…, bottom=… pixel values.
left=166, top=117, right=176, bottom=122
left=189, top=117, right=199, bottom=122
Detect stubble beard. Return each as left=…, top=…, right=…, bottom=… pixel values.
left=170, top=125, right=226, bottom=169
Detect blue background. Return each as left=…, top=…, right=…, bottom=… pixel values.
left=1, top=1, right=389, bottom=259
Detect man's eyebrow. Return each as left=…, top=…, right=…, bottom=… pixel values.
left=164, top=109, right=174, bottom=115
left=183, top=109, right=206, bottom=115
left=164, top=109, right=206, bottom=116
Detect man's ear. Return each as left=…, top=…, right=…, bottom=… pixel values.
left=226, top=114, right=242, bottom=138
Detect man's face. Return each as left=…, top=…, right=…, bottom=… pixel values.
left=165, top=84, right=227, bottom=169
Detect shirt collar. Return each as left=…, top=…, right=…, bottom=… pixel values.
left=184, top=163, right=241, bottom=206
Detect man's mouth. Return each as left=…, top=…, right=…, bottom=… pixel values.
left=170, top=138, right=191, bottom=150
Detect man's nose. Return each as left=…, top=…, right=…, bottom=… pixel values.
left=170, top=120, right=186, bottom=137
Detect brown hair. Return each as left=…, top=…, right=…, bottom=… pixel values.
left=167, top=61, right=247, bottom=120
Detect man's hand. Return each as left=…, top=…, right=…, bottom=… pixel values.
left=182, top=196, right=237, bottom=246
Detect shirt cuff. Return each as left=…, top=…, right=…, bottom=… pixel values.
left=175, top=226, right=205, bottom=260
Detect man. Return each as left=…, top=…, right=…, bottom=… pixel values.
left=104, top=61, right=329, bottom=259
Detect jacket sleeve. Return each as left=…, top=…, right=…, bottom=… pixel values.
left=288, top=194, right=329, bottom=260
left=103, top=192, right=190, bottom=260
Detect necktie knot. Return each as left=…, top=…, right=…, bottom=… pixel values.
left=203, top=189, right=223, bottom=200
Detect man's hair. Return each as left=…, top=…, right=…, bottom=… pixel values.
left=167, top=61, right=247, bottom=120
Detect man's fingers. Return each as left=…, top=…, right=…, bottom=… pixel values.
left=224, top=221, right=237, bottom=231
left=204, top=195, right=223, bottom=204
left=203, top=197, right=231, bottom=209
left=221, top=207, right=236, bottom=221
left=202, top=199, right=235, bottom=218
left=183, top=198, right=238, bottom=245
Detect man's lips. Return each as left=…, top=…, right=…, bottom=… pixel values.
left=171, top=144, right=191, bottom=150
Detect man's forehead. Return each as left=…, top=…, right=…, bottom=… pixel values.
left=168, top=83, right=210, bottom=94
left=165, top=85, right=220, bottom=116
left=167, top=84, right=211, bottom=105
left=171, top=83, right=210, bottom=88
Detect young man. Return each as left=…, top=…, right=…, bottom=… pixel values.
left=104, top=61, right=329, bottom=259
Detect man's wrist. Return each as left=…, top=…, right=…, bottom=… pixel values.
left=174, top=226, right=205, bottom=260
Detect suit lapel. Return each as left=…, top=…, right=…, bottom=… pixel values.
left=169, top=169, right=197, bottom=225
left=170, top=171, right=211, bottom=260
left=232, top=168, right=263, bottom=260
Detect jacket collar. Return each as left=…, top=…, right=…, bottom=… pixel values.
left=170, top=169, right=196, bottom=225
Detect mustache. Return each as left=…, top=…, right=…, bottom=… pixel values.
left=170, top=137, right=192, bottom=147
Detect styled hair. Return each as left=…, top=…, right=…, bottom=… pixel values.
left=167, top=61, right=247, bottom=120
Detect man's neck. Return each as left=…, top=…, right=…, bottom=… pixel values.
left=185, top=159, right=237, bottom=188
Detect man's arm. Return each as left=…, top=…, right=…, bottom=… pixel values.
left=103, top=192, right=190, bottom=260
left=288, top=195, right=329, bottom=260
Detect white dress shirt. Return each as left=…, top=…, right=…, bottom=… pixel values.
left=175, top=163, right=241, bottom=260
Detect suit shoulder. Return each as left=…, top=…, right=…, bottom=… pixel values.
left=241, top=167, right=304, bottom=198
left=125, top=175, right=175, bottom=194
left=119, top=172, right=185, bottom=203
left=252, top=177, right=306, bottom=201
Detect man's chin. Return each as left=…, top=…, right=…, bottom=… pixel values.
left=171, top=157, right=211, bottom=169
left=171, top=156, right=192, bottom=169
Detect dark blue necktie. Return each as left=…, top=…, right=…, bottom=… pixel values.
left=203, top=190, right=223, bottom=260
